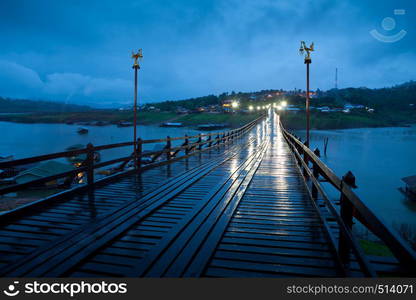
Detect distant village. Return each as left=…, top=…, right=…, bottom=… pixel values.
left=118, top=89, right=376, bottom=115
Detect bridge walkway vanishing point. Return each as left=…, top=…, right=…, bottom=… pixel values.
left=0, top=112, right=414, bottom=277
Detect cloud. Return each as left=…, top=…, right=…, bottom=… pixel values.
left=0, top=60, right=133, bottom=106
left=0, top=0, right=415, bottom=105
left=0, top=60, right=43, bottom=98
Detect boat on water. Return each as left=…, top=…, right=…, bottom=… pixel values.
left=12, top=160, right=75, bottom=188
left=77, top=127, right=88, bottom=134
left=117, top=121, right=133, bottom=127
left=161, top=122, right=183, bottom=127
left=400, top=175, right=416, bottom=201
left=91, top=121, right=109, bottom=126
left=0, top=155, right=14, bottom=162
left=197, top=123, right=228, bottom=131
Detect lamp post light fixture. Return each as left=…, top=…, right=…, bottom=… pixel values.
left=299, top=41, right=314, bottom=148
left=131, top=49, right=143, bottom=169
left=281, top=100, right=287, bottom=107
left=231, top=101, right=239, bottom=109
left=257, top=106, right=261, bottom=111
left=248, top=105, right=254, bottom=111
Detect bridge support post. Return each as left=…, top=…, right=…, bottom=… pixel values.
left=311, top=148, right=320, bottom=199
left=136, top=138, right=142, bottom=170
left=166, top=136, right=172, bottom=160
left=215, top=133, right=220, bottom=146
left=207, top=135, right=212, bottom=148
left=86, top=143, right=95, bottom=189
left=338, top=171, right=357, bottom=268
left=303, top=141, right=309, bottom=178
left=184, top=135, right=190, bottom=155
left=197, top=134, right=202, bottom=151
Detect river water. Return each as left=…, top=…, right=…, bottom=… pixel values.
left=296, top=125, right=416, bottom=230
left=0, top=122, right=201, bottom=162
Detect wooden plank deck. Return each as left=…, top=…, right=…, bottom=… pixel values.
left=0, top=114, right=400, bottom=277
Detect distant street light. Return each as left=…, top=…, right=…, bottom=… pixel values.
left=299, top=41, right=314, bottom=147
left=131, top=49, right=143, bottom=169
left=248, top=105, right=254, bottom=111
left=231, top=101, right=239, bottom=109
left=257, top=106, right=261, bottom=110
left=281, top=100, right=287, bottom=107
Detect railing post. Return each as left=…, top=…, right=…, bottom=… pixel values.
left=215, top=133, right=220, bottom=145
left=166, top=136, right=172, bottom=160
left=207, top=135, right=212, bottom=148
left=86, top=143, right=94, bottom=188
left=184, top=135, right=190, bottom=155
left=197, top=133, right=202, bottom=150
left=136, top=138, right=142, bottom=170
left=339, top=171, right=357, bottom=267
left=303, top=141, right=309, bottom=177
left=311, top=148, right=320, bottom=199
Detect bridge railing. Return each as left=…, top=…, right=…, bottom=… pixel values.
left=280, top=121, right=416, bottom=277
left=0, top=115, right=264, bottom=199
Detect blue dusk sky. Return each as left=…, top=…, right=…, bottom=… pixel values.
left=0, top=0, right=415, bottom=107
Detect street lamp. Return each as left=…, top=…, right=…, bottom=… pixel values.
left=231, top=101, right=239, bottom=109
left=299, top=41, right=314, bottom=147
left=248, top=105, right=254, bottom=111
left=257, top=106, right=261, bottom=111
left=281, top=100, right=287, bottom=107
left=131, top=49, right=143, bottom=169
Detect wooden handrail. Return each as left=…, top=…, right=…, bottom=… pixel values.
left=0, top=114, right=265, bottom=197
left=0, top=115, right=263, bottom=169
left=281, top=127, right=376, bottom=276
left=280, top=121, right=416, bottom=273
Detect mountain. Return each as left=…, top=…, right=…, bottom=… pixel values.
left=0, top=97, right=93, bottom=113
left=323, top=81, right=416, bottom=110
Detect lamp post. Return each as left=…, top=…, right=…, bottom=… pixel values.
left=299, top=41, right=314, bottom=147
left=131, top=49, right=143, bottom=169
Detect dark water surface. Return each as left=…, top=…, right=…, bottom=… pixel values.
left=297, top=125, right=416, bottom=229
left=0, top=121, right=200, bottom=162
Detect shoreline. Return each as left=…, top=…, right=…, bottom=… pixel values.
left=0, top=111, right=262, bottom=129
left=0, top=110, right=415, bottom=131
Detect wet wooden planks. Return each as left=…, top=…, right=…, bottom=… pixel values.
left=66, top=133, right=268, bottom=277
left=0, top=126, right=265, bottom=276
left=0, top=137, right=249, bottom=270
left=61, top=116, right=341, bottom=278
left=202, top=124, right=341, bottom=277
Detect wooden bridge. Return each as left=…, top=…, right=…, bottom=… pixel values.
left=0, top=111, right=415, bottom=277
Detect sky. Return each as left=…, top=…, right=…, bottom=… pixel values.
left=0, top=0, right=415, bottom=107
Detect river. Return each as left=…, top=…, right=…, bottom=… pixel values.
left=296, top=125, right=416, bottom=231
left=0, top=121, right=200, bottom=162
